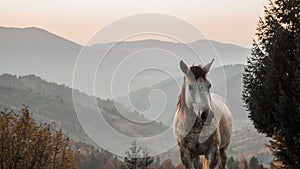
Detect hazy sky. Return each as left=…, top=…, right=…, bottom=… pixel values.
left=0, top=0, right=268, bottom=47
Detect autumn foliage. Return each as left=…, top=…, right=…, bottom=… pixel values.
left=161, top=159, right=175, bottom=169
left=0, top=106, right=76, bottom=169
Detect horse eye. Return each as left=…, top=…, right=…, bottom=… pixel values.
left=188, top=85, right=193, bottom=90
left=208, top=83, right=212, bottom=88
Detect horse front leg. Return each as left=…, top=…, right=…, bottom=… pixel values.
left=220, top=148, right=228, bottom=169
left=207, top=149, right=220, bottom=169
left=180, top=146, right=194, bottom=169
left=192, top=155, right=202, bottom=169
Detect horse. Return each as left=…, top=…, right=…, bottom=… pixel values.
left=173, top=59, right=233, bottom=169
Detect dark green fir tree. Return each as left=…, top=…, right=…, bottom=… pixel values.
left=243, top=0, right=300, bottom=168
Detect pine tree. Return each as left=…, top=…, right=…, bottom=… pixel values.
left=249, top=156, right=260, bottom=169
left=236, top=159, right=240, bottom=169
left=244, top=159, right=249, bottom=169
left=122, top=142, right=154, bottom=169
left=227, top=156, right=239, bottom=169
left=242, top=0, right=300, bottom=168
left=139, top=147, right=154, bottom=169
left=154, top=157, right=161, bottom=169
left=122, top=141, right=141, bottom=169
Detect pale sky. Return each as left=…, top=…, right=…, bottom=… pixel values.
left=0, top=0, right=268, bottom=48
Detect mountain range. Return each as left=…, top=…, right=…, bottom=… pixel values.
left=0, top=27, right=250, bottom=98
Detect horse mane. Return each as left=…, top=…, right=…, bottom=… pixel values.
left=177, top=76, right=186, bottom=112
left=190, top=64, right=207, bottom=80
left=176, top=94, right=182, bottom=110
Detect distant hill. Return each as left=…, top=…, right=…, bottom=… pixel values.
left=211, top=64, right=249, bottom=127
left=117, top=64, right=251, bottom=128
left=91, top=39, right=249, bottom=65
left=0, top=74, right=167, bottom=148
left=0, top=27, right=250, bottom=98
left=0, top=27, right=82, bottom=86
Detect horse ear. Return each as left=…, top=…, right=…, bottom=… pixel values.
left=180, top=60, right=189, bottom=75
left=203, top=59, right=214, bottom=74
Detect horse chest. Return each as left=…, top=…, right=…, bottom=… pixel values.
left=181, top=133, right=209, bottom=155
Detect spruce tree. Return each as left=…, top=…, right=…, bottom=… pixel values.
left=154, top=156, right=161, bottom=169
left=139, top=147, right=154, bottom=169
left=122, top=141, right=154, bottom=169
left=244, top=159, right=249, bottom=169
left=243, top=0, right=300, bottom=168
left=227, top=156, right=239, bottom=169
left=122, top=141, right=141, bottom=169
left=249, top=156, right=260, bottom=169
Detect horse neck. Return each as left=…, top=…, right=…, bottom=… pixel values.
left=179, top=77, right=186, bottom=111
left=178, top=77, right=195, bottom=117
left=177, top=79, right=202, bottom=132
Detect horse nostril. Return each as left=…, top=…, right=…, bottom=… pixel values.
left=202, top=109, right=214, bottom=125
left=201, top=110, right=208, bottom=120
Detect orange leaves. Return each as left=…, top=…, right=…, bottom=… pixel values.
left=0, top=107, right=76, bottom=169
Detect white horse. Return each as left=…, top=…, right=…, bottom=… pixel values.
left=173, top=60, right=233, bottom=169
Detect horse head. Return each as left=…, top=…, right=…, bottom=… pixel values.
left=179, top=59, right=215, bottom=125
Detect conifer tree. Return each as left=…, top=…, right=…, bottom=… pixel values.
left=139, top=147, right=154, bottom=169
left=122, top=141, right=141, bottom=169
left=122, top=141, right=154, bottom=169
left=249, top=156, right=260, bottom=169
left=244, top=159, right=249, bottom=169
left=243, top=0, right=300, bottom=168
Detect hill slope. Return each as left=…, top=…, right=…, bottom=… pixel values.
left=0, top=74, right=167, bottom=145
